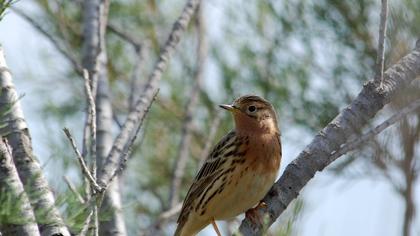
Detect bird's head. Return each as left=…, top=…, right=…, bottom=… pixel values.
left=219, top=95, right=279, bottom=135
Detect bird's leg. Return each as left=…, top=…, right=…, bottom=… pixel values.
left=211, top=218, right=222, bottom=236
left=245, top=201, right=267, bottom=225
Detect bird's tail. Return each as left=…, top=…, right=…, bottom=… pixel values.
left=174, top=224, right=185, bottom=236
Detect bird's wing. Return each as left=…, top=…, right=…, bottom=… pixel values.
left=176, top=130, right=238, bottom=224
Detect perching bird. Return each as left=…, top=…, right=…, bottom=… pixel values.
left=175, top=95, right=282, bottom=236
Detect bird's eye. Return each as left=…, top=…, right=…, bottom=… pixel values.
left=247, top=105, right=256, bottom=113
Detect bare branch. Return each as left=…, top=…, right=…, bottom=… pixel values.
left=107, top=89, right=159, bottom=183
left=98, top=0, right=201, bottom=189
left=143, top=203, right=183, bottom=236
left=129, top=47, right=145, bottom=112
left=239, top=42, right=420, bottom=235
left=81, top=69, right=98, bottom=199
left=81, top=0, right=128, bottom=234
left=328, top=98, right=420, bottom=164
left=169, top=3, right=207, bottom=208
left=63, top=128, right=102, bottom=193
left=82, top=69, right=98, bottom=186
left=63, top=176, right=86, bottom=204
left=11, top=7, right=83, bottom=74
left=107, top=22, right=143, bottom=50
left=374, top=0, right=388, bottom=85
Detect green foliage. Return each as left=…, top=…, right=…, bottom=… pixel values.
left=0, top=0, right=16, bottom=21
left=0, top=189, right=31, bottom=225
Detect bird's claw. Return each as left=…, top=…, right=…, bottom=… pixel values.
left=245, top=201, right=267, bottom=225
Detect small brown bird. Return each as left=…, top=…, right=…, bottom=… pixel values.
left=175, top=95, right=282, bottom=236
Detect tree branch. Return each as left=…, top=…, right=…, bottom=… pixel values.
left=11, top=7, right=83, bottom=74
left=0, top=138, right=40, bottom=236
left=107, top=22, right=143, bottom=50
left=97, top=0, right=201, bottom=189
left=63, top=176, right=85, bottom=204
left=0, top=46, right=71, bottom=236
left=374, top=0, right=388, bottom=85
left=327, top=98, right=420, bottom=165
left=238, top=41, right=420, bottom=235
left=81, top=0, right=128, bottom=234
left=63, top=128, right=102, bottom=193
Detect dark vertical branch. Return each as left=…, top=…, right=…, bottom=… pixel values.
left=0, top=47, right=70, bottom=236
left=169, top=3, right=207, bottom=208
left=399, top=116, right=418, bottom=236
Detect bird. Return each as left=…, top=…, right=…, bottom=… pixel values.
left=174, top=95, right=282, bottom=236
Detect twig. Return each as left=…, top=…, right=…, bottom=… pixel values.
left=79, top=210, right=93, bottom=236
left=81, top=69, right=98, bottom=199
left=63, top=128, right=102, bottom=193
left=159, top=202, right=183, bottom=221
left=98, top=0, right=201, bottom=189
left=129, top=47, right=145, bottom=112
left=63, top=176, right=86, bottom=204
left=107, top=89, right=159, bottom=185
left=107, top=22, right=143, bottom=50
left=144, top=203, right=183, bottom=236
left=82, top=69, right=97, bottom=186
left=327, top=98, right=420, bottom=164
left=169, top=3, right=206, bottom=208
left=11, top=7, right=83, bottom=74
left=374, top=0, right=388, bottom=85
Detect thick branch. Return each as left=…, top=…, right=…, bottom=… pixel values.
left=238, top=42, right=420, bottom=235
left=98, top=0, right=201, bottom=188
left=0, top=138, right=40, bottom=236
left=0, top=46, right=70, bottom=236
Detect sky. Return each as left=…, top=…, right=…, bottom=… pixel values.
left=0, top=1, right=419, bottom=236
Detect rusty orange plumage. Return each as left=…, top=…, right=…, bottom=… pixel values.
left=175, top=95, right=282, bottom=236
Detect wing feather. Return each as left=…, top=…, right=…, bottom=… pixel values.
left=177, top=130, right=236, bottom=224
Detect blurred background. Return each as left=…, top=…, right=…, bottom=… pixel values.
left=0, top=0, right=419, bottom=235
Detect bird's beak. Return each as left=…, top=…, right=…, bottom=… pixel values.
left=219, top=104, right=235, bottom=112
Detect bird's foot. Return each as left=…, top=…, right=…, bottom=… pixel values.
left=245, top=201, right=267, bottom=225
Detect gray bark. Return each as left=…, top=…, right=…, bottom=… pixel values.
left=0, top=138, right=40, bottom=236
left=0, top=47, right=70, bottom=236
left=238, top=41, right=420, bottom=235
left=81, top=0, right=127, bottom=235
